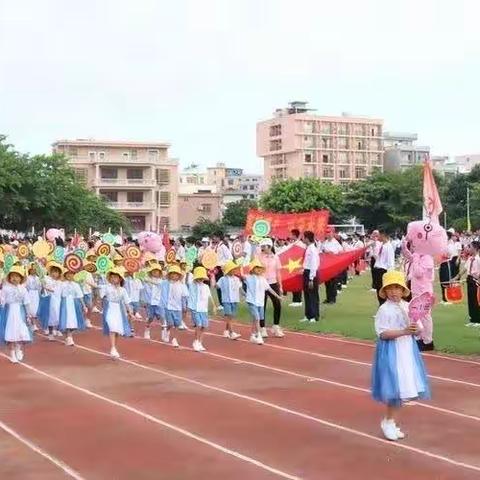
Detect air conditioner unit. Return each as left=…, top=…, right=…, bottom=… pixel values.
left=197, top=206, right=204, bottom=211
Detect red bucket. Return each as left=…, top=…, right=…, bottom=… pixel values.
left=445, top=283, right=463, bottom=304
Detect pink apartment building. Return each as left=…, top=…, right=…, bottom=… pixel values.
left=257, top=101, right=384, bottom=186
left=52, top=139, right=179, bottom=232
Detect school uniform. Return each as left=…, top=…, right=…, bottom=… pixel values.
left=373, top=242, right=395, bottom=305
left=59, top=281, right=85, bottom=332
left=38, top=277, right=63, bottom=330
left=216, top=275, right=242, bottom=317
left=147, top=277, right=165, bottom=321
left=124, top=276, right=143, bottom=315
left=371, top=299, right=430, bottom=406
left=244, top=274, right=271, bottom=321
left=303, top=243, right=320, bottom=321
left=26, top=275, right=41, bottom=318
left=101, top=284, right=132, bottom=336
left=81, top=272, right=96, bottom=309
left=214, top=243, right=233, bottom=305
left=322, top=239, right=342, bottom=303
left=187, top=282, right=212, bottom=328
left=160, top=280, right=189, bottom=327
left=0, top=284, right=32, bottom=344
left=465, top=255, right=480, bottom=324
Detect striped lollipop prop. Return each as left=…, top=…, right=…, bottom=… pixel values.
left=96, top=255, right=110, bottom=274
left=17, top=244, right=30, bottom=259
left=96, top=243, right=112, bottom=257
left=64, top=253, right=83, bottom=273
left=124, top=257, right=140, bottom=273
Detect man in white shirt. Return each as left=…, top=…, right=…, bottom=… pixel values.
left=289, top=229, right=304, bottom=307
left=321, top=227, right=342, bottom=304
left=211, top=232, right=233, bottom=307
left=301, top=231, right=320, bottom=323
left=373, top=230, right=395, bottom=305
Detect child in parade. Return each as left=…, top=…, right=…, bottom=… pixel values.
left=371, top=270, right=430, bottom=441
left=0, top=266, right=32, bottom=363
left=81, top=262, right=97, bottom=328
left=39, top=262, right=64, bottom=340
left=161, top=265, right=189, bottom=347
left=144, top=263, right=164, bottom=340
left=214, top=260, right=242, bottom=340
left=26, top=263, right=41, bottom=332
left=59, top=269, right=86, bottom=346
left=124, top=270, right=144, bottom=336
left=101, top=268, right=133, bottom=359
left=188, top=266, right=217, bottom=352
left=244, top=259, right=282, bottom=345
left=178, top=261, right=190, bottom=330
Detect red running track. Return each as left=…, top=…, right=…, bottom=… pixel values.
left=0, top=317, right=479, bottom=480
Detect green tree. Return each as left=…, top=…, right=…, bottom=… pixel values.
left=191, top=218, right=225, bottom=239
left=0, top=136, right=130, bottom=233
left=259, top=178, right=345, bottom=220
left=222, top=199, right=257, bottom=227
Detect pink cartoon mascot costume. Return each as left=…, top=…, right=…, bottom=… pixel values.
left=137, top=231, right=166, bottom=261
left=402, top=220, right=447, bottom=350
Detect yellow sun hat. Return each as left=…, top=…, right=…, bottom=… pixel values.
left=223, top=260, right=241, bottom=275
left=379, top=270, right=410, bottom=299
left=107, top=267, right=125, bottom=281
left=7, top=265, right=26, bottom=281
left=167, top=265, right=183, bottom=276
left=248, top=259, right=265, bottom=272
left=193, top=266, right=209, bottom=281
left=147, top=263, right=163, bottom=274
left=46, top=261, right=65, bottom=275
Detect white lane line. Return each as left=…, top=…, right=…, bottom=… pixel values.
left=0, top=418, right=86, bottom=480
left=209, top=318, right=480, bottom=366
left=199, top=326, right=480, bottom=389
left=20, top=346, right=480, bottom=475
left=115, top=329, right=480, bottom=424
left=3, top=354, right=299, bottom=480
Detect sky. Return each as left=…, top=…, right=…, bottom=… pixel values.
left=1, top=0, right=479, bottom=174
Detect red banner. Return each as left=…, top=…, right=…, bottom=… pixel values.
left=245, top=209, right=330, bottom=239
left=277, top=244, right=366, bottom=292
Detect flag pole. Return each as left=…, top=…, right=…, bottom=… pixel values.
left=467, top=187, right=471, bottom=232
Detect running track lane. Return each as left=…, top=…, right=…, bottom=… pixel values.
left=0, top=350, right=293, bottom=480
left=21, top=330, right=480, bottom=480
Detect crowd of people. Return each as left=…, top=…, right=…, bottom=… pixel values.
left=0, top=224, right=478, bottom=442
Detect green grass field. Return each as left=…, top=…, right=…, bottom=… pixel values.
left=231, top=272, right=480, bottom=357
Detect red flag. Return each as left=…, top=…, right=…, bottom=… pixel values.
left=162, top=224, right=170, bottom=249
left=423, top=155, right=442, bottom=223
left=277, top=245, right=366, bottom=292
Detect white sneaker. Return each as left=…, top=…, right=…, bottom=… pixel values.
left=217, top=305, right=224, bottom=310
left=85, top=319, right=92, bottom=328
left=230, top=331, right=241, bottom=340
left=93, top=306, right=102, bottom=313
left=32, top=324, right=39, bottom=332
left=465, top=322, right=476, bottom=327
left=161, top=320, right=167, bottom=328
left=43, top=329, right=49, bottom=335
left=54, top=330, right=63, bottom=337
left=199, top=342, right=206, bottom=351
left=9, top=351, right=18, bottom=364
left=309, top=319, right=317, bottom=323
left=271, top=325, right=285, bottom=338
left=441, top=301, right=452, bottom=306
left=223, top=330, right=231, bottom=338
left=48, top=334, right=55, bottom=341
left=260, top=327, right=268, bottom=338
left=299, top=317, right=309, bottom=323
left=288, top=302, right=302, bottom=307
left=381, top=419, right=398, bottom=441
left=396, top=426, right=406, bottom=439
left=65, top=337, right=75, bottom=347
left=370, top=288, right=377, bottom=292
left=15, top=346, right=24, bottom=361
left=178, top=321, right=188, bottom=331
left=164, top=330, right=170, bottom=343
left=144, top=329, right=151, bottom=340
left=171, top=338, right=179, bottom=348
left=342, top=285, right=348, bottom=289
left=193, top=340, right=202, bottom=352
left=135, top=312, right=142, bottom=319
left=250, top=333, right=258, bottom=343
left=110, top=347, right=120, bottom=359
left=474, top=323, right=480, bottom=328
left=256, top=333, right=264, bottom=345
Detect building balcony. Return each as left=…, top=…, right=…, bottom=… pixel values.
left=95, top=178, right=157, bottom=187
left=67, top=155, right=178, bottom=165
left=109, top=202, right=156, bottom=211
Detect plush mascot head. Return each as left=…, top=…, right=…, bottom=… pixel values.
left=405, top=220, right=447, bottom=257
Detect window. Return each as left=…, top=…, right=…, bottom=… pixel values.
left=148, top=149, right=159, bottom=162
left=98, top=151, right=105, bottom=160
left=304, top=121, right=313, bottom=133
left=355, top=153, right=365, bottom=164
left=304, top=153, right=312, bottom=163
left=242, top=185, right=248, bottom=190
left=355, top=166, right=367, bottom=179
left=228, top=179, right=234, bottom=186
left=201, top=203, right=212, bottom=214
left=304, top=136, right=314, bottom=148
left=100, top=168, right=118, bottom=179
left=127, top=168, right=143, bottom=180
left=269, top=124, right=282, bottom=136
left=371, top=128, right=376, bottom=136
left=159, top=192, right=171, bottom=206
left=249, top=185, right=255, bottom=190
left=321, top=138, right=330, bottom=149
left=338, top=152, right=348, bottom=163
left=357, top=141, right=363, bottom=150
left=322, top=154, right=330, bottom=164
left=337, top=123, right=347, bottom=135
left=338, top=137, right=348, bottom=149
left=127, top=191, right=143, bottom=203
left=270, top=154, right=285, bottom=166
left=159, top=216, right=170, bottom=228
left=322, top=167, right=334, bottom=178
left=131, top=149, right=137, bottom=158
left=88, top=151, right=96, bottom=162
left=320, top=123, right=331, bottom=134
left=339, top=167, right=348, bottom=179
left=354, top=124, right=364, bottom=136
left=100, top=191, right=118, bottom=202
left=269, top=139, right=282, bottom=151
left=305, top=165, right=316, bottom=177
left=74, top=168, right=88, bottom=185
left=183, top=197, right=188, bottom=202
left=249, top=195, right=254, bottom=199
left=157, top=169, right=170, bottom=185
left=68, top=146, right=78, bottom=156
